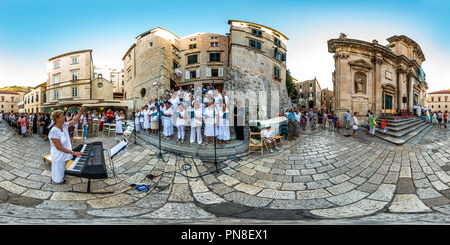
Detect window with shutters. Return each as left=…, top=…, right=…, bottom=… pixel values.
left=54, top=74, right=60, bottom=83
left=251, top=29, right=262, bottom=37
left=211, top=69, right=219, bottom=77
left=273, top=66, right=280, bottom=78
left=189, top=70, right=197, bottom=79
left=249, top=39, right=262, bottom=50
left=72, top=71, right=78, bottom=80
left=72, top=87, right=78, bottom=97
left=274, top=37, right=281, bottom=46
left=187, top=54, right=198, bottom=64
left=273, top=48, right=286, bottom=62
left=207, top=68, right=223, bottom=77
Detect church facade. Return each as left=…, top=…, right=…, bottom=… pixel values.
left=328, top=34, right=428, bottom=121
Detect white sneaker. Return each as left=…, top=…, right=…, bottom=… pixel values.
left=270, top=149, right=273, bottom=153
left=275, top=147, right=279, bottom=150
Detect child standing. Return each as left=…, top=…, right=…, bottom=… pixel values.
left=380, top=119, right=388, bottom=135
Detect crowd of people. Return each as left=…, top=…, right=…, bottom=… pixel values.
left=133, top=84, right=245, bottom=145
left=279, top=108, right=397, bottom=143
left=424, top=110, right=449, bottom=129
left=0, top=108, right=127, bottom=140
left=282, top=108, right=347, bottom=140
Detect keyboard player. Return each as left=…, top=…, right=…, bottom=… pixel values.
left=48, top=107, right=85, bottom=184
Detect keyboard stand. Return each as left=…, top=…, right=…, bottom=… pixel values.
left=70, top=178, right=113, bottom=195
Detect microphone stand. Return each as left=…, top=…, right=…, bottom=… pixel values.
left=133, top=97, right=140, bottom=146
left=157, top=104, right=164, bottom=161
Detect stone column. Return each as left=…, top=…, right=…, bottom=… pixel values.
left=334, top=51, right=349, bottom=120
left=373, top=54, right=383, bottom=118
left=408, top=72, right=414, bottom=110
left=397, top=67, right=406, bottom=110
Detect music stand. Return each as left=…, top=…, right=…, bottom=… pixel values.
left=69, top=140, right=126, bottom=195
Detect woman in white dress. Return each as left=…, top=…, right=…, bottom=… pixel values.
left=150, top=105, right=159, bottom=135
left=175, top=104, right=187, bottom=142
left=204, top=101, right=218, bottom=145
left=134, top=109, right=141, bottom=132
left=432, top=111, right=438, bottom=125
left=170, top=94, right=180, bottom=110
left=200, top=92, right=208, bottom=114
left=218, top=103, right=231, bottom=144
left=162, top=101, right=174, bottom=139
left=213, top=90, right=222, bottom=110
left=48, top=108, right=84, bottom=184
left=189, top=102, right=203, bottom=144
left=143, top=105, right=150, bottom=133
left=116, top=111, right=124, bottom=135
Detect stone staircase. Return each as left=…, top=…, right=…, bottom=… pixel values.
left=368, top=116, right=434, bottom=145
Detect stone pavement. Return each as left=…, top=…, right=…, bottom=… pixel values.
left=1, top=121, right=450, bottom=224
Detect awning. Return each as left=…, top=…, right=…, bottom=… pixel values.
left=41, top=104, right=58, bottom=108
left=82, top=103, right=127, bottom=107
left=58, top=100, right=99, bottom=105
left=81, top=101, right=132, bottom=108
left=176, top=80, right=224, bottom=87
left=41, top=100, right=99, bottom=108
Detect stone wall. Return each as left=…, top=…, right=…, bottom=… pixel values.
left=225, top=66, right=289, bottom=122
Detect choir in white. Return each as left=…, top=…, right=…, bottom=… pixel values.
left=134, top=86, right=238, bottom=145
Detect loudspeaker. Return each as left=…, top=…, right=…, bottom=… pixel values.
left=402, top=97, right=407, bottom=103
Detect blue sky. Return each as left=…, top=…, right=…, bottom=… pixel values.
left=0, top=0, right=449, bottom=92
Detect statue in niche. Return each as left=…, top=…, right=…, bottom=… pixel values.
left=354, top=72, right=366, bottom=94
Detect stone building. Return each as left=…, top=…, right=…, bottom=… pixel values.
left=328, top=34, right=428, bottom=121
left=427, top=90, right=450, bottom=112
left=295, top=78, right=321, bottom=111
left=226, top=20, right=289, bottom=117
left=123, top=20, right=290, bottom=116
left=22, top=82, right=47, bottom=114
left=321, top=87, right=334, bottom=113
left=122, top=27, right=181, bottom=109
left=43, top=50, right=95, bottom=110
left=178, top=32, right=229, bottom=91
left=43, top=50, right=128, bottom=112
left=0, top=90, right=23, bottom=113
left=94, top=66, right=125, bottom=98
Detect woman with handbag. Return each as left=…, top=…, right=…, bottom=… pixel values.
left=368, top=112, right=376, bottom=137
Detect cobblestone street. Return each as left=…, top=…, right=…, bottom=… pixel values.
left=1, top=120, right=450, bottom=225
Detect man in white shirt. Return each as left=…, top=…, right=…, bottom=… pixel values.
left=262, top=126, right=279, bottom=153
